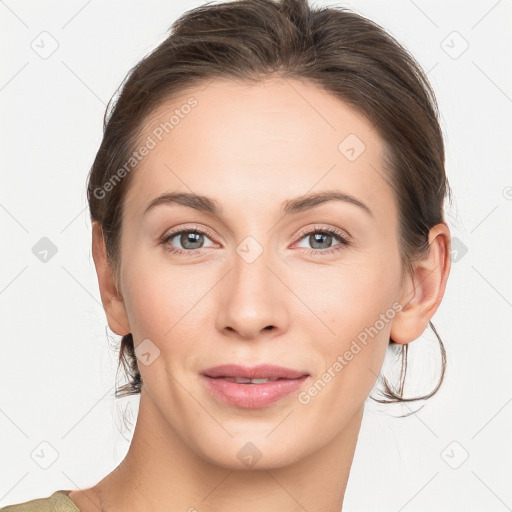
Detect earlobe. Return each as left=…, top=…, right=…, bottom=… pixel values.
left=390, top=222, right=451, bottom=345
left=91, top=221, right=131, bottom=336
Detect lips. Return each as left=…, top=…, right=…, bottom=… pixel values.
left=201, top=364, right=309, bottom=380
left=200, top=364, right=310, bottom=409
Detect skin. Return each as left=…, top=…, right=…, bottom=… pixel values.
left=69, top=77, right=451, bottom=512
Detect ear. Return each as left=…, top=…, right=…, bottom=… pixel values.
left=390, top=222, right=451, bottom=344
left=91, top=221, right=131, bottom=336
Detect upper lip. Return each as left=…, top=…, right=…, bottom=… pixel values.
left=201, top=364, right=309, bottom=380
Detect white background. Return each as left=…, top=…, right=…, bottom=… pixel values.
left=0, top=1, right=511, bottom=511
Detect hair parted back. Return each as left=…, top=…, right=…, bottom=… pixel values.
left=86, top=0, right=451, bottom=414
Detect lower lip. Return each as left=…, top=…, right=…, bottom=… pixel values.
left=200, top=375, right=309, bottom=409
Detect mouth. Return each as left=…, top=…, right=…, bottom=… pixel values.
left=201, top=363, right=309, bottom=380
left=211, top=376, right=288, bottom=384
left=200, top=364, right=310, bottom=409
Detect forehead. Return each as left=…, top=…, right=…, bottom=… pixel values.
left=124, top=77, right=395, bottom=224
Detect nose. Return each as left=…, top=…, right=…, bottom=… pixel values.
left=216, top=245, right=289, bottom=340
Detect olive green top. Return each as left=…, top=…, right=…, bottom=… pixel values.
left=0, top=491, right=81, bottom=512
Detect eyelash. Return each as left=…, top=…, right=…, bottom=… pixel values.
left=159, top=224, right=351, bottom=257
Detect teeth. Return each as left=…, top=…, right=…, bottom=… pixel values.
left=250, top=378, right=278, bottom=384
left=222, top=377, right=280, bottom=384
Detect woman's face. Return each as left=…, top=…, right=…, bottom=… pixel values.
left=114, top=77, right=407, bottom=468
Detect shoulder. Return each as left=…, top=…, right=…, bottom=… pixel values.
left=0, top=491, right=81, bottom=512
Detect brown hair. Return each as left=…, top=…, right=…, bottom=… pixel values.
left=86, top=0, right=451, bottom=414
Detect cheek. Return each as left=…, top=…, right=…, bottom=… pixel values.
left=296, top=250, right=401, bottom=385
left=120, top=264, right=209, bottom=394
left=294, top=266, right=397, bottom=426
left=292, top=268, right=396, bottom=457
left=120, top=249, right=207, bottom=342
left=298, top=252, right=400, bottom=333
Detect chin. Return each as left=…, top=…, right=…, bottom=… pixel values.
left=192, top=429, right=311, bottom=471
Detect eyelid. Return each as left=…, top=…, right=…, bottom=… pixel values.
left=163, top=223, right=218, bottom=242
left=292, top=224, right=351, bottom=244
left=162, top=223, right=350, bottom=244
left=160, top=222, right=352, bottom=256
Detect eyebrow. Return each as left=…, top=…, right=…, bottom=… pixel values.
left=143, top=190, right=373, bottom=218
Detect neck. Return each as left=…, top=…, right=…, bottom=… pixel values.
left=94, top=388, right=364, bottom=512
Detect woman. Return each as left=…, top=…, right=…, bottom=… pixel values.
left=1, top=0, right=451, bottom=510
